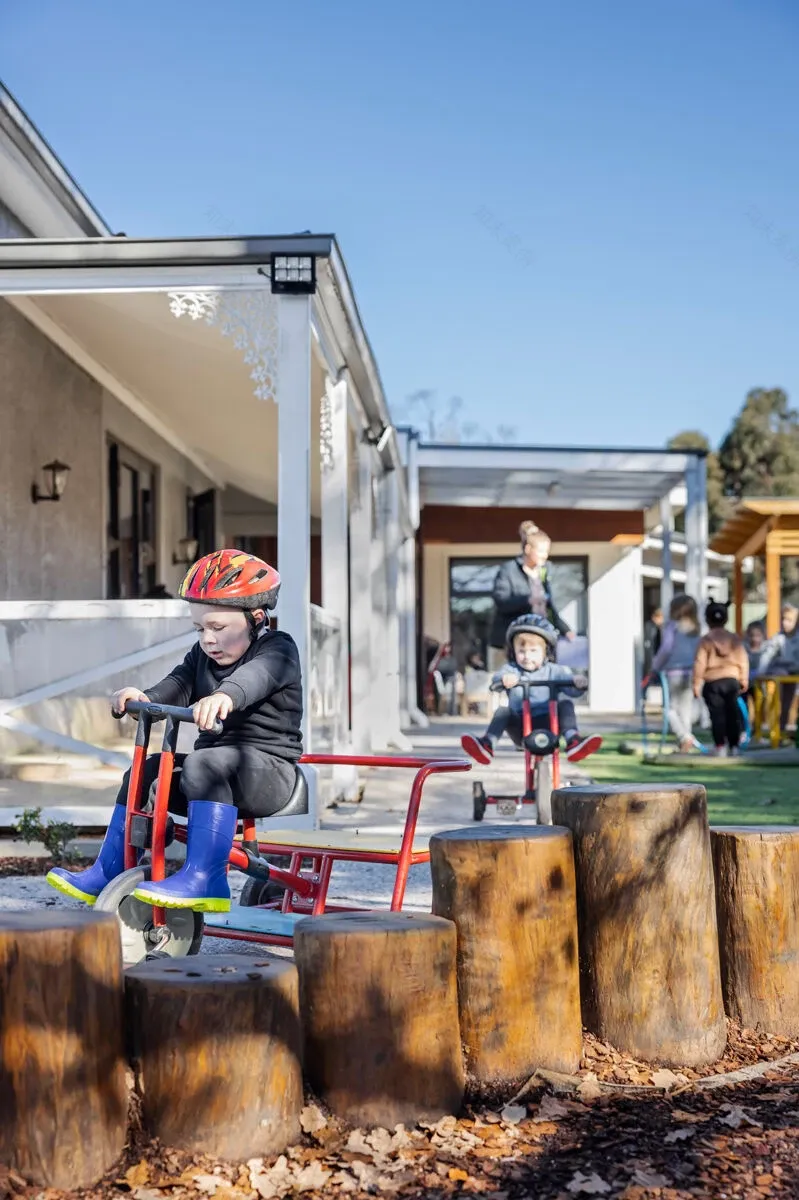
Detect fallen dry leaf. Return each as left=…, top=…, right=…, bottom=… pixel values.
left=566, top=1170, right=612, bottom=1195
left=533, top=1095, right=571, bottom=1122
left=449, top=1168, right=469, bottom=1182
left=719, top=1105, right=762, bottom=1130
left=577, top=1073, right=603, bottom=1101
left=293, top=1161, right=331, bottom=1192
left=125, top=1162, right=151, bottom=1189
left=671, top=1108, right=707, bottom=1124
left=299, top=1105, right=327, bottom=1135
left=500, top=1104, right=526, bottom=1125
left=632, top=1168, right=671, bottom=1188
left=664, top=1127, right=695, bottom=1143
left=650, top=1068, right=682, bottom=1090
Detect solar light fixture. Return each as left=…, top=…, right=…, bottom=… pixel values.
left=31, top=459, right=70, bottom=504
left=363, top=424, right=393, bottom=453
left=270, top=254, right=316, bottom=294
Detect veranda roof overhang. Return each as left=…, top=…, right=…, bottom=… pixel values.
left=415, top=442, right=705, bottom=512
left=0, top=233, right=411, bottom=531
left=710, top=498, right=799, bottom=559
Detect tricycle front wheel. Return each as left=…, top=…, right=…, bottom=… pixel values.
left=95, top=867, right=204, bottom=967
left=472, top=781, right=487, bottom=822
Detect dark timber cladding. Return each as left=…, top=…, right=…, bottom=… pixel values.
left=420, top=506, right=645, bottom=544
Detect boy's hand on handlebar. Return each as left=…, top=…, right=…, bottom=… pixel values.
left=193, top=692, right=233, bottom=731
left=111, top=687, right=149, bottom=716
left=573, top=673, right=588, bottom=689
left=502, top=671, right=521, bottom=690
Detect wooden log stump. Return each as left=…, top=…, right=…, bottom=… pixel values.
left=551, top=783, right=726, bottom=1067
left=430, top=825, right=582, bottom=1088
left=294, top=912, right=464, bottom=1127
left=125, top=954, right=302, bottom=1159
left=0, top=911, right=127, bottom=1189
left=711, top=825, right=799, bottom=1036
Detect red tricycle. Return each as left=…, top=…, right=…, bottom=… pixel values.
left=471, top=678, right=586, bottom=824
left=94, top=701, right=470, bottom=965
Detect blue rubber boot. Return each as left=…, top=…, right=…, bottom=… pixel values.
left=133, top=801, right=236, bottom=913
left=46, top=803, right=128, bottom=904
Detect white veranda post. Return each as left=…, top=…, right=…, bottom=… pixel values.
left=659, top=492, right=674, bottom=613
left=685, top=456, right=708, bottom=612
left=320, top=374, right=351, bottom=743
left=349, top=437, right=373, bottom=754
left=277, top=295, right=312, bottom=747
left=169, top=286, right=313, bottom=745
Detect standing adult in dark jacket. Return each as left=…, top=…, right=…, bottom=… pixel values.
left=489, top=521, right=574, bottom=668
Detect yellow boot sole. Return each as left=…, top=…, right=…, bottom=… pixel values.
left=132, top=887, right=231, bottom=913
left=45, top=871, right=98, bottom=905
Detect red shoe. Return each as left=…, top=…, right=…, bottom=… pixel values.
left=566, top=734, right=602, bottom=763
left=461, top=734, right=494, bottom=766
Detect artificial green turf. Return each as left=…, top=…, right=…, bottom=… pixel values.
left=587, top=733, right=799, bottom=826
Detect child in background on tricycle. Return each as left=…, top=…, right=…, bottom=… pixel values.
left=460, top=614, right=602, bottom=766
left=47, top=549, right=303, bottom=914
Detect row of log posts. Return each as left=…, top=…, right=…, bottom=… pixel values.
left=0, top=790, right=796, bottom=1186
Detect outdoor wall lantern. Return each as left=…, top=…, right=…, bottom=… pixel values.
left=31, top=459, right=71, bottom=504
left=269, top=253, right=317, bottom=294
left=172, top=537, right=199, bottom=566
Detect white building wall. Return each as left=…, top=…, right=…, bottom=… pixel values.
left=422, top=539, right=643, bottom=714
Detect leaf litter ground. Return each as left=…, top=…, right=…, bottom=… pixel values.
left=5, top=1021, right=797, bottom=1200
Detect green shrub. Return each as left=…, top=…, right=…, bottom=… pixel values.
left=12, top=807, right=78, bottom=864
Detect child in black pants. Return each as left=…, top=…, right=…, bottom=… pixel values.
left=692, top=600, right=749, bottom=757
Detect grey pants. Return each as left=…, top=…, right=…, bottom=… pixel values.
left=666, top=672, right=695, bottom=742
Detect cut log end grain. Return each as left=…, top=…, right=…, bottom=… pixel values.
left=125, top=953, right=302, bottom=1161
left=0, top=910, right=127, bottom=1190
left=551, top=785, right=727, bottom=1068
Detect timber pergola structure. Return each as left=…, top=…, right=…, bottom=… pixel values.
left=710, top=498, right=799, bottom=635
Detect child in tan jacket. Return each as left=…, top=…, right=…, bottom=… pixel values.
left=692, top=600, right=749, bottom=756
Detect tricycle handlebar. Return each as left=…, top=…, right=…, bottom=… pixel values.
left=491, top=678, right=588, bottom=697
left=122, top=700, right=224, bottom=736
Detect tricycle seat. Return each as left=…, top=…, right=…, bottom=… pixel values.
left=269, top=765, right=309, bottom=819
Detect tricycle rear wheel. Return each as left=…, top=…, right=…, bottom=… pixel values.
left=95, top=867, right=204, bottom=966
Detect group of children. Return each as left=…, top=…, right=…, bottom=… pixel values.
left=645, top=594, right=794, bottom=756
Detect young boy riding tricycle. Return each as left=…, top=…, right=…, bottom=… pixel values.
left=47, top=549, right=302, bottom=914
left=461, top=614, right=602, bottom=766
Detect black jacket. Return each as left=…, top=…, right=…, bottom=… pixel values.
left=489, top=557, right=571, bottom=649
left=145, top=629, right=303, bottom=762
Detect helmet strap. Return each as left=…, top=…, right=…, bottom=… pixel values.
left=245, top=611, right=264, bottom=642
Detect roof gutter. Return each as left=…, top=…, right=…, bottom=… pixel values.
left=324, top=240, right=415, bottom=537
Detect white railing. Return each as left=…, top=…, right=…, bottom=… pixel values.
left=0, top=599, right=345, bottom=761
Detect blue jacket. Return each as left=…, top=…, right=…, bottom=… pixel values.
left=490, top=660, right=582, bottom=715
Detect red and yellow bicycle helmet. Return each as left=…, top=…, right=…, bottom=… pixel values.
left=179, top=549, right=281, bottom=611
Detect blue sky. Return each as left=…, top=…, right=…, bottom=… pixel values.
left=3, top=0, right=798, bottom=447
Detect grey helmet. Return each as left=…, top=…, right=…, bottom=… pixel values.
left=505, top=613, right=558, bottom=658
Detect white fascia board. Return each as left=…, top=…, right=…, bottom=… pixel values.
left=0, top=263, right=268, bottom=295
left=416, top=444, right=694, bottom=476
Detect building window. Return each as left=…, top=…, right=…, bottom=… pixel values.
left=106, top=439, right=157, bottom=598
left=448, top=556, right=589, bottom=667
